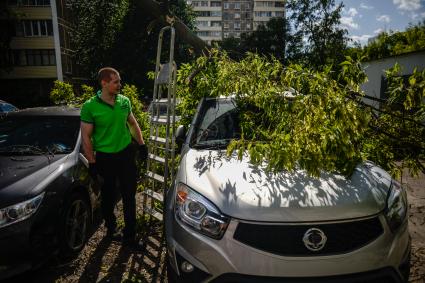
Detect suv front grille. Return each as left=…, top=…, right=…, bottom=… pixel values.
left=233, top=217, right=383, bottom=256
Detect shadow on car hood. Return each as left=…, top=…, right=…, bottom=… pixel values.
left=0, top=155, right=67, bottom=207
left=183, top=150, right=392, bottom=222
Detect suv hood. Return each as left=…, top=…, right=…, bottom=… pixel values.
left=182, top=150, right=392, bottom=222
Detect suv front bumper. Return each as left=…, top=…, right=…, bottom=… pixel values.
left=166, top=215, right=410, bottom=282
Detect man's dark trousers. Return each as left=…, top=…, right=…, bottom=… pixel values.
left=96, top=144, right=137, bottom=240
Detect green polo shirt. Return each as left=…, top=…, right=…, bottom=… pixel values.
left=80, top=91, right=132, bottom=153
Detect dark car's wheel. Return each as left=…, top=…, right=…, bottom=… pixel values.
left=59, top=192, right=91, bottom=257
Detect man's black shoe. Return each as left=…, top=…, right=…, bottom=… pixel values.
left=123, top=238, right=144, bottom=252
left=106, top=230, right=122, bottom=242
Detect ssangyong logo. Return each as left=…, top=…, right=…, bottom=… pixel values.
left=303, top=228, right=327, bottom=251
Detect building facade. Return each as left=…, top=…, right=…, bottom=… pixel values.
left=188, top=0, right=285, bottom=44
left=0, top=0, right=80, bottom=107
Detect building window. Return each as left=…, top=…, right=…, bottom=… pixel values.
left=275, top=1, right=284, bottom=7
left=25, top=49, right=56, bottom=66
left=200, top=1, right=208, bottom=6
left=234, top=22, right=241, bottom=30
left=196, top=20, right=209, bottom=27
left=197, top=11, right=210, bottom=16
left=223, top=22, right=229, bottom=29
left=234, top=2, right=240, bottom=9
left=234, top=32, right=241, bottom=38
left=211, top=1, right=221, bottom=6
left=211, top=11, right=222, bottom=17
left=274, top=11, right=284, bottom=17
left=197, top=31, right=209, bottom=37
left=8, top=0, right=50, bottom=6
left=211, top=21, right=221, bottom=27
left=246, top=23, right=251, bottom=29
left=234, top=13, right=240, bottom=19
left=21, top=20, right=53, bottom=37
left=223, top=32, right=229, bottom=38
left=211, top=31, right=221, bottom=37
left=223, top=2, right=229, bottom=9
left=255, top=11, right=272, bottom=17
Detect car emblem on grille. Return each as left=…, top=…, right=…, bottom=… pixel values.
left=303, top=228, right=327, bottom=251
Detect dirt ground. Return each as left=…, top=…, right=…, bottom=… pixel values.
left=4, top=171, right=425, bottom=283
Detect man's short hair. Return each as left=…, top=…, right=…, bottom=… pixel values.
left=98, top=67, right=119, bottom=85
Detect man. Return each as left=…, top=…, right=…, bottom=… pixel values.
left=80, top=67, right=148, bottom=249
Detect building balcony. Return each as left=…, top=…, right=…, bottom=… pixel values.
left=9, top=7, right=52, bottom=19
left=10, top=36, right=54, bottom=49
left=196, top=25, right=222, bottom=31
left=1, top=66, right=57, bottom=79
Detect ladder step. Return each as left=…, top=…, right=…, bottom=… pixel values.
left=143, top=189, right=164, bottom=202
left=146, top=171, right=165, bottom=183
left=149, top=153, right=165, bottom=164
left=143, top=206, right=163, bottom=221
left=151, top=117, right=168, bottom=125
left=152, top=98, right=169, bottom=104
left=149, top=136, right=167, bottom=144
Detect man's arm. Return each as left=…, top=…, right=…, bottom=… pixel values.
left=81, top=122, right=96, bottom=163
left=127, top=113, right=145, bottom=145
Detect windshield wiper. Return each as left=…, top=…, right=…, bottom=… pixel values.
left=191, top=140, right=232, bottom=150
left=0, top=145, right=50, bottom=156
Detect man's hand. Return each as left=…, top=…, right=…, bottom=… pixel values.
left=139, top=144, right=148, bottom=161
left=88, top=163, right=98, bottom=179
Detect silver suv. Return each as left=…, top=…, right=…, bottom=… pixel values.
left=165, top=97, right=411, bottom=283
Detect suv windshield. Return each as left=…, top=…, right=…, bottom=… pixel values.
left=190, top=98, right=241, bottom=149
left=0, top=116, right=80, bottom=155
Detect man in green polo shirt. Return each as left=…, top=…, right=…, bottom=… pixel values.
left=80, top=67, right=148, bottom=249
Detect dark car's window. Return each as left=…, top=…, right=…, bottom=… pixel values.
left=0, top=116, right=80, bottom=155
left=0, top=103, right=18, bottom=113
left=190, top=99, right=241, bottom=148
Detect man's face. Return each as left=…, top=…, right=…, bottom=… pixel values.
left=102, top=73, right=121, bottom=95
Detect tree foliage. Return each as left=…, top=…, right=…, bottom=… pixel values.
left=220, top=17, right=290, bottom=62
left=68, top=0, right=196, bottom=90
left=347, top=21, right=425, bottom=61
left=49, top=81, right=150, bottom=139
left=176, top=50, right=425, bottom=177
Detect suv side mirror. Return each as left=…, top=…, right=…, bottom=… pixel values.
left=175, top=125, right=186, bottom=151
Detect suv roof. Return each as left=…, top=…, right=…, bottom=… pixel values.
left=5, top=106, right=80, bottom=117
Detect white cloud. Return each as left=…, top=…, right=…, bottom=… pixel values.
left=341, top=16, right=359, bottom=29
left=360, top=3, right=374, bottom=10
left=393, top=0, right=422, bottom=11
left=350, top=34, right=372, bottom=45
left=347, top=7, right=358, bottom=17
left=377, top=14, right=391, bottom=23
left=374, top=28, right=384, bottom=34
left=409, top=11, right=425, bottom=19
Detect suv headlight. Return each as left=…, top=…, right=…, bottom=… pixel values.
left=384, top=180, right=407, bottom=232
left=0, top=193, right=45, bottom=229
left=174, top=183, right=230, bottom=239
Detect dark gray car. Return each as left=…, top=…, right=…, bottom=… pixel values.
left=0, top=107, right=101, bottom=280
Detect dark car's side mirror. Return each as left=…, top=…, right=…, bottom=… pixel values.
left=175, top=125, right=186, bottom=151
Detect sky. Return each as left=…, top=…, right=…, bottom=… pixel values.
left=336, top=0, right=425, bottom=45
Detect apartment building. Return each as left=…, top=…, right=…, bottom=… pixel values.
left=188, top=0, right=285, bottom=44
left=0, top=0, right=79, bottom=107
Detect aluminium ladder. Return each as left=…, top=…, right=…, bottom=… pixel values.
left=143, top=26, right=178, bottom=221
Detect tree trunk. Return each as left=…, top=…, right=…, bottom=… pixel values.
left=140, top=0, right=209, bottom=55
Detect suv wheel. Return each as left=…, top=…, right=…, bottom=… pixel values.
left=59, top=192, right=91, bottom=257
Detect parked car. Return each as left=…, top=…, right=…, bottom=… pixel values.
left=165, top=97, right=411, bottom=282
left=0, top=106, right=101, bottom=280
left=0, top=100, right=18, bottom=113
